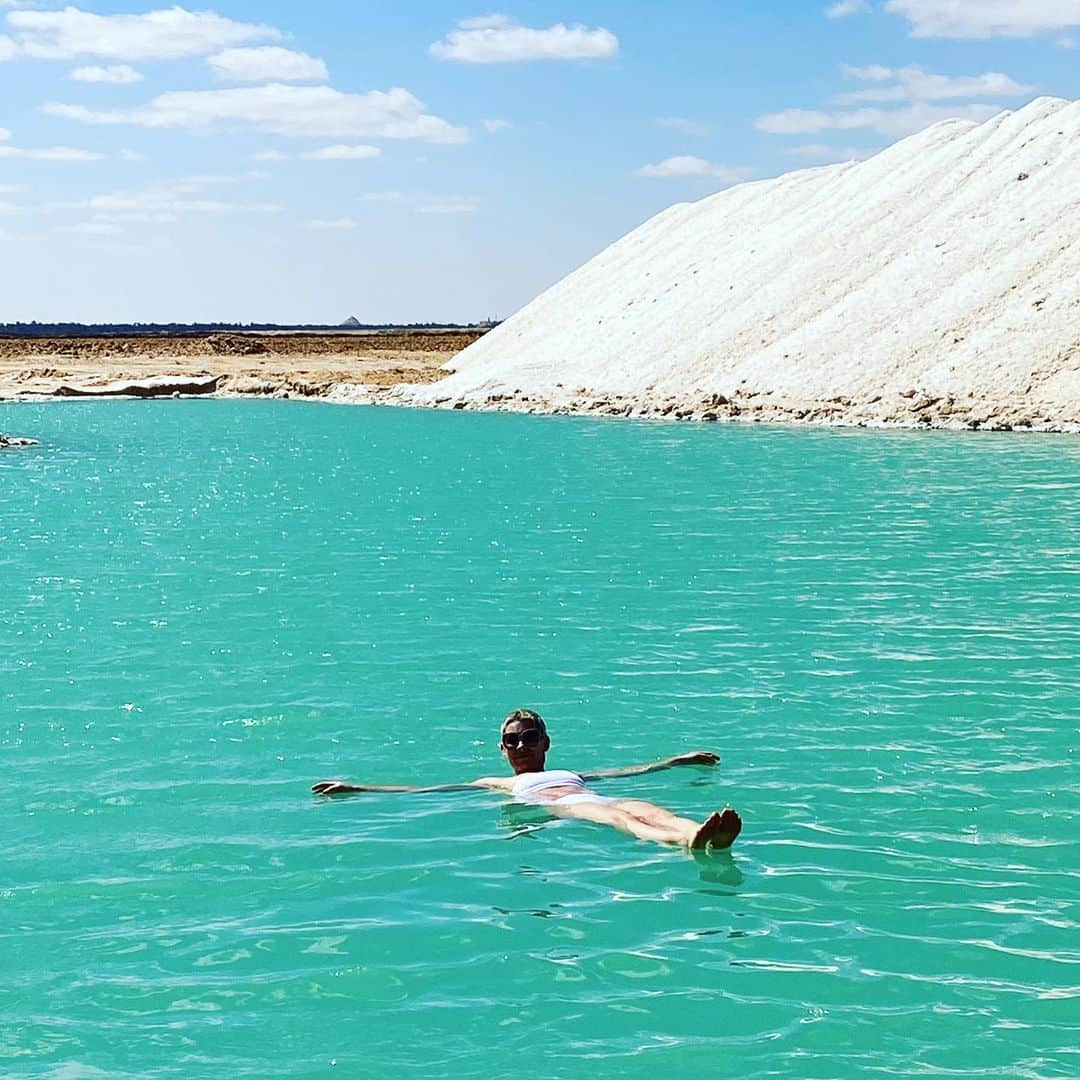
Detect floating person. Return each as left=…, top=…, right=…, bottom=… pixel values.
left=312, top=708, right=742, bottom=851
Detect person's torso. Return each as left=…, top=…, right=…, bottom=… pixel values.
left=511, top=769, right=588, bottom=803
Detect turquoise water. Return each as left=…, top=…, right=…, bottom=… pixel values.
left=2, top=401, right=1077, bottom=1079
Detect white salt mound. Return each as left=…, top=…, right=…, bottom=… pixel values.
left=406, top=97, right=1079, bottom=430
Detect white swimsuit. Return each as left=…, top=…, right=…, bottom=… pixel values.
left=511, top=769, right=615, bottom=807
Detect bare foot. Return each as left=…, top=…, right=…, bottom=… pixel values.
left=689, top=807, right=742, bottom=850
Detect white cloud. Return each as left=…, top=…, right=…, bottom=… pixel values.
left=250, top=148, right=288, bottom=161
left=756, top=101, right=1001, bottom=136
left=207, top=46, right=327, bottom=83
left=430, top=14, right=618, bottom=63
left=654, top=116, right=711, bottom=136
left=71, top=64, right=143, bottom=84
left=634, top=155, right=750, bottom=181
left=788, top=143, right=873, bottom=162
left=305, top=217, right=359, bottom=229
left=0, top=33, right=17, bottom=60
left=44, top=84, right=468, bottom=143
left=1059, top=34, right=1078, bottom=47
left=351, top=190, right=475, bottom=214
left=8, top=5, right=278, bottom=60
left=0, top=143, right=104, bottom=160
left=0, top=183, right=26, bottom=193
left=0, top=126, right=9, bottom=139
left=93, top=211, right=175, bottom=223
left=482, top=118, right=510, bottom=133
left=844, top=63, right=892, bottom=80
left=415, top=199, right=478, bottom=214
left=833, top=64, right=1034, bottom=104
left=885, top=0, right=1080, bottom=38
left=119, top=147, right=145, bottom=161
left=298, top=144, right=381, bottom=160
left=87, top=194, right=278, bottom=215
left=51, top=174, right=280, bottom=217
left=60, top=221, right=124, bottom=234
left=758, top=61, right=1032, bottom=139
left=0, top=199, right=19, bottom=213
left=826, top=0, right=871, bottom=17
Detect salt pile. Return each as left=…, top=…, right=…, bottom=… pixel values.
left=404, top=97, right=1079, bottom=431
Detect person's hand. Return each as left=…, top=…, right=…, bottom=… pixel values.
left=670, top=751, right=720, bottom=767
left=311, top=781, right=359, bottom=795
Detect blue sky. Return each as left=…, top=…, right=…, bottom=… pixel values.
left=0, top=1, right=1077, bottom=323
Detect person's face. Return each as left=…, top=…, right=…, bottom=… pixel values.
left=500, top=719, right=549, bottom=773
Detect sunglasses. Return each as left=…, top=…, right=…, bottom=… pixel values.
left=502, top=729, right=543, bottom=749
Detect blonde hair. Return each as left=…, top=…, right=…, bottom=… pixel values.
left=500, top=708, right=547, bottom=735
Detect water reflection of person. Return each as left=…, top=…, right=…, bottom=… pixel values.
left=313, top=708, right=741, bottom=851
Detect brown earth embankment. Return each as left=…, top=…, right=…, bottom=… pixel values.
left=0, top=330, right=481, bottom=400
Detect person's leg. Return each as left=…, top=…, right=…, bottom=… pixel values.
left=550, top=800, right=691, bottom=844
left=613, top=799, right=699, bottom=832
left=616, top=799, right=742, bottom=850
left=551, top=799, right=742, bottom=849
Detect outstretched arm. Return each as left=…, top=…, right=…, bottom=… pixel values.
left=311, top=776, right=514, bottom=797
left=580, top=750, right=719, bottom=783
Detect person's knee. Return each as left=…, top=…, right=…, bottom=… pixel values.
left=615, top=800, right=664, bottom=821
left=563, top=804, right=627, bottom=827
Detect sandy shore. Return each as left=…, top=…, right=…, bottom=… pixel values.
left=0, top=330, right=481, bottom=403
left=1, top=327, right=1075, bottom=433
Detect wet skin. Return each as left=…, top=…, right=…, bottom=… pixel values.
left=312, top=718, right=741, bottom=850
left=498, top=719, right=741, bottom=850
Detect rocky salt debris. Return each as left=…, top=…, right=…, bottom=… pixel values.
left=402, top=97, right=1080, bottom=433
left=395, top=383, right=1078, bottom=433
left=323, top=382, right=375, bottom=404
left=0, top=433, right=38, bottom=448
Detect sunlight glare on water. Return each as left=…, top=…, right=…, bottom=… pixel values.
left=2, top=401, right=1077, bottom=1079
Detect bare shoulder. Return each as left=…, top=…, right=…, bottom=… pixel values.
left=471, top=776, right=514, bottom=792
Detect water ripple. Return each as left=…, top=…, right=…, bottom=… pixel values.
left=2, top=403, right=1077, bottom=1079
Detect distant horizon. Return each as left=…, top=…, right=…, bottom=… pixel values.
left=0, top=318, right=498, bottom=334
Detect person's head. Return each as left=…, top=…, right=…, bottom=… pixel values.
left=499, top=708, right=549, bottom=774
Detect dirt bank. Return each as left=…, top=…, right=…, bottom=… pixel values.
left=0, top=330, right=480, bottom=401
